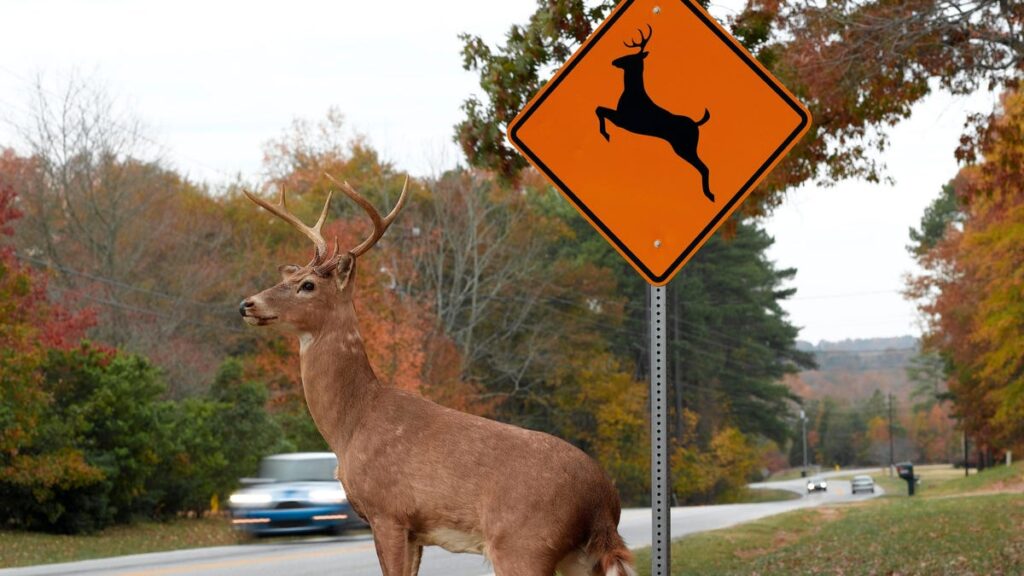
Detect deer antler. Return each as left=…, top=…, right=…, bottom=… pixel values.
left=624, top=24, right=652, bottom=51
left=244, top=187, right=333, bottom=265
left=323, top=173, right=410, bottom=257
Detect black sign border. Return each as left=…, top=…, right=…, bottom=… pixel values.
left=508, top=0, right=810, bottom=284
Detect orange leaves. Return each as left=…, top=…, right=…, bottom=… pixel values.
left=909, top=89, right=1024, bottom=451
left=1, top=451, right=104, bottom=495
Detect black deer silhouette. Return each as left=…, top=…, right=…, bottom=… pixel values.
left=596, top=25, right=714, bottom=202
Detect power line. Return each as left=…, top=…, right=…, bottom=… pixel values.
left=790, top=288, right=903, bottom=301
left=500, top=293, right=802, bottom=380
left=15, top=252, right=227, bottom=310
left=14, top=254, right=246, bottom=335
left=59, top=288, right=246, bottom=335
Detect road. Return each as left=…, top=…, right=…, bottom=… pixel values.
left=1, top=469, right=882, bottom=576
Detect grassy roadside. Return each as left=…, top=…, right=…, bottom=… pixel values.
left=0, top=517, right=244, bottom=569
left=2, top=465, right=1018, bottom=571
left=765, top=468, right=824, bottom=482
left=635, top=463, right=1024, bottom=576
left=738, top=488, right=802, bottom=503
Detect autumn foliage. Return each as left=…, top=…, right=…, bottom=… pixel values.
left=0, top=177, right=99, bottom=514
left=908, top=89, right=1024, bottom=461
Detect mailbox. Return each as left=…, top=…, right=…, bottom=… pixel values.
left=895, top=461, right=918, bottom=496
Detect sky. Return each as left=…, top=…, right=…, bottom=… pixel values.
left=0, top=0, right=999, bottom=344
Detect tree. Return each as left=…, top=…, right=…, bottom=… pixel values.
left=3, top=76, right=253, bottom=394
left=907, top=89, right=1024, bottom=455
left=154, top=358, right=288, bottom=515
left=650, top=218, right=814, bottom=448
left=908, top=183, right=964, bottom=257
left=0, top=179, right=99, bottom=532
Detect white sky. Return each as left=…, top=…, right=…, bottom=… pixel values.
left=0, top=0, right=999, bottom=344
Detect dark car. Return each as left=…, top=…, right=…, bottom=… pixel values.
left=228, top=452, right=367, bottom=536
left=806, top=476, right=828, bottom=493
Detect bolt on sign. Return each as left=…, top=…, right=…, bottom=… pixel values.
left=508, top=0, right=811, bottom=286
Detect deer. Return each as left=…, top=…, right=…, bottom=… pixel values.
left=596, top=24, right=715, bottom=202
left=239, top=176, right=636, bottom=576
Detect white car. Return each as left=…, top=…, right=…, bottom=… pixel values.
left=850, top=474, right=876, bottom=494
left=806, top=476, right=828, bottom=492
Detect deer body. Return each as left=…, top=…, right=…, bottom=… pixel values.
left=596, top=25, right=714, bottom=202
left=241, top=180, right=635, bottom=576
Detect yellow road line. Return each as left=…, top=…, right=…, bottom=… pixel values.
left=116, top=543, right=377, bottom=576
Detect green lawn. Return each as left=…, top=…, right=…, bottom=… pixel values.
left=634, top=463, right=1024, bottom=576
left=0, top=517, right=243, bottom=569
left=738, top=488, right=801, bottom=503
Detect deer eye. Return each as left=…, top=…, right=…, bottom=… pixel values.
left=300, top=281, right=315, bottom=292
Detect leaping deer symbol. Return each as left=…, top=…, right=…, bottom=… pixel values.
left=596, top=24, right=715, bottom=202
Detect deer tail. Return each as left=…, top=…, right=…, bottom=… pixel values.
left=587, top=523, right=636, bottom=576
left=696, top=108, right=711, bottom=126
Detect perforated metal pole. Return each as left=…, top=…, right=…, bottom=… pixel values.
left=650, top=284, right=669, bottom=576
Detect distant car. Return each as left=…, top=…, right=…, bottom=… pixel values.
left=806, top=476, right=828, bottom=493
left=850, top=474, right=875, bottom=494
left=228, top=452, right=367, bottom=536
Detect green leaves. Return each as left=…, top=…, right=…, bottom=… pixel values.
left=0, top=347, right=288, bottom=533
left=455, top=0, right=615, bottom=182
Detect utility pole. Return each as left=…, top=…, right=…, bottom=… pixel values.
left=800, top=410, right=808, bottom=477
left=888, top=393, right=895, bottom=476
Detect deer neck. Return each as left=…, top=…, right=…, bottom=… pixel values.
left=622, top=65, right=647, bottom=93
left=297, top=301, right=380, bottom=455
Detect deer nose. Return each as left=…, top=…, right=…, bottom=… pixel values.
left=239, top=299, right=254, bottom=317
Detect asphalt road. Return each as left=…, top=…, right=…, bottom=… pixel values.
left=1, top=469, right=882, bottom=576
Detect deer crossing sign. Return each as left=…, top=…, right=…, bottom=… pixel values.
left=508, top=0, right=810, bottom=286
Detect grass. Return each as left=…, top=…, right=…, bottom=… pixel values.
left=765, top=467, right=823, bottom=482
left=738, top=488, right=802, bottom=503
left=0, top=517, right=244, bottom=569
left=634, top=463, right=1024, bottom=576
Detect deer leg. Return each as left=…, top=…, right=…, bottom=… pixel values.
left=596, top=107, right=617, bottom=141
left=371, top=520, right=412, bottom=576
left=692, top=155, right=714, bottom=202
left=408, top=544, right=423, bottom=576
left=672, top=143, right=714, bottom=202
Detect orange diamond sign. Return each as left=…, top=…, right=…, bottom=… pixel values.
left=508, top=0, right=811, bottom=286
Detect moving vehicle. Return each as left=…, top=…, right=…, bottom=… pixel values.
left=806, top=476, right=828, bottom=493
left=850, top=474, right=876, bottom=494
left=228, top=452, right=367, bottom=535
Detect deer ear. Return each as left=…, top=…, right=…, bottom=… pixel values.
left=278, top=264, right=301, bottom=280
left=333, top=253, right=356, bottom=292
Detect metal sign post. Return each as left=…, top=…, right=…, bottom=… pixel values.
left=650, top=285, right=669, bottom=575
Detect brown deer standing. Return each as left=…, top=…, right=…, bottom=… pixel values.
left=239, top=177, right=635, bottom=576
left=596, top=25, right=714, bottom=202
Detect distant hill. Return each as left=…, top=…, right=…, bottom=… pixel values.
left=796, top=336, right=918, bottom=353
left=787, top=336, right=919, bottom=402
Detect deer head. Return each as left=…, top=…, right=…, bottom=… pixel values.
left=612, top=24, right=652, bottom=69
left=239, top=175, right=409, bottom=335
